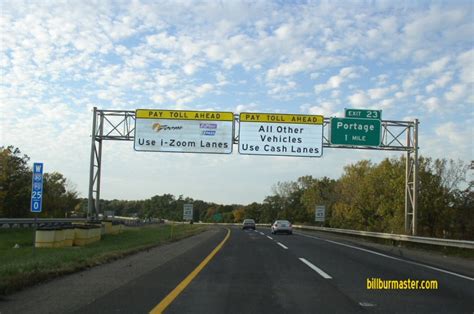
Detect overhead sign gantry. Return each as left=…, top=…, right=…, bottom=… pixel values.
left=87, top=107, right=419, bottom=235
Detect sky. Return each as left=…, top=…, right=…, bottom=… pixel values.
left=1, top=0, right=473, bottom=205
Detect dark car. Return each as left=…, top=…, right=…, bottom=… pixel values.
left=242, top=219, right=256, bottom=230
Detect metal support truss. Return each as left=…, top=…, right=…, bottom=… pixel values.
left=87, top=108, right=135, bottom=219
left=405, top=120, right=419, bottom=235
left=88, top=109, right=419, bottom=235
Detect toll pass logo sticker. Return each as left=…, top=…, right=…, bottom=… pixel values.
left=200, top=123, right=217, bottom=136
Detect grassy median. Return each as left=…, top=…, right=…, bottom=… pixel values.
left=0, top=224, right=206, bottom=295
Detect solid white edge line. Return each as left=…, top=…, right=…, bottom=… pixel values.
left=267, top=236, right=273, bottom=240
left=277, top=242, right=288, bottom=249
left=299, top=258, right=332, bottom=279
left=296, top=232, right=474, bottom=281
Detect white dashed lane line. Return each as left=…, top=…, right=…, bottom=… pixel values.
left=297, top=232, right=474, bottom=281
left=299, top=258, right=332, bottom=279
left=267, top=236, right=273, bottom=240
left=277, top=242, right=288, bottom=250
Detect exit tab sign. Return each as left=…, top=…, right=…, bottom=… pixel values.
left=345, top=109, right=382, bottom=120
left=330, top=117, right=381, bottom=146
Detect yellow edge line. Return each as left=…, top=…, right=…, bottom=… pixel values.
left=149, top=228, right=231, bottom=314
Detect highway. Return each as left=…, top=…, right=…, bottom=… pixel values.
left=1, top=226, right=473, bottom=313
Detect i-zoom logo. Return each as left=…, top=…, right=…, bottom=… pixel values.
left=200, top=123, right=217, bottom=136
left=152, top=123, right=183, bottom=132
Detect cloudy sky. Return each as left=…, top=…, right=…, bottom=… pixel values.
left=1, top=0, right=473, bottom=205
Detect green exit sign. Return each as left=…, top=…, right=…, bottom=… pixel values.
left=330, top=117, right=381, bottom=146
left=345, top=109, right=382, bottom=120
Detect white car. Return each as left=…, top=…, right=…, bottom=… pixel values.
left=271, top=220, right=293, bottom=235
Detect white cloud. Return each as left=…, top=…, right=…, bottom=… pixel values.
left=426, top=72, right=453, bottom=93
left=397, top=7, right=471, bottom=60
left=395, top=91, right=407, bottom=99
left=268, top=80, right=297, bottom=95
left=456, top=49, right=474, bottom=84
left=375, top=74, right=389, bottom=86
left=377, top=98, right=395, bottom=109
left=155, top=72, right=178, bottom=87
left=304, top=101, right=340, bottom=118
left=151, top=94, right=165, bottom=104
left=367, top=85, right=397, bottom=100
left=235, top=103, right=259, bottom=113
left=444, top=84, right=468, bottom=103
left=401, top=56, right=455, bottom=97
left=215, top=72, right=228, bottom=86
left=435, top=122, right=471, bottom=147
left=146, top=32, right=177, bottom=50
left=424, top=97, right=440, bottom=113
left=348, top=91, right=370, bottom=107
left=314, top=66, right=365, bottom=93
left=267, top=60, right=307, bottom=81
left=183, top=63, right=198, bottom=75
left=125, top=54, right=147, bottom=68
left=195, top=83, right=214, bottom=96
left=274, top=24, right=292, bottom=40
left=413, top=56, right=451, bottom=77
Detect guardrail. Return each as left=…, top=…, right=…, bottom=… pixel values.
left=0, top=217, right=158, bottom=228
left=0, top=218, right=86, bottom=228
left=192, top=222, right=474, bottom=249
left=291, top=225, right=474, bottom=250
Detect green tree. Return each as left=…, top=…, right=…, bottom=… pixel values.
left=450, top=182, right=473, bottom=239
left=366, top=158, right=405, bottom=233
left=417, top=158, right=469, bottom=237
left=331, top=160, right=375, bottom=230
left=300, top=176, right=337, bottom=225
left=42, top=172, right=80, bottom=217
left=0, top=146, right=31, bottom=217
left=261, top=195, right=284, bottom=223
left=244, top=202, right=262, bottom=222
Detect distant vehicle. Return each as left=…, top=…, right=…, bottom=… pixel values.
left=271, top=220, right=293, bottom=235
left=242, top=219, right=256, bottom=230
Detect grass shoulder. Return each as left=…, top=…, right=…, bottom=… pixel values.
left=0, top=224, right=207, bottom=295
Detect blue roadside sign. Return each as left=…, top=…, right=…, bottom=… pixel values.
left=31, top=163, right=44, bottom=213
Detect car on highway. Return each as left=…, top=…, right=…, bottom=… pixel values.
left=271, top=220, right=293, bottom=234
left=242, top=219, right=256, bottom=230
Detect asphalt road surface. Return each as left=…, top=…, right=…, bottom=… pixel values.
left=1, top=226, right=473, bottom=314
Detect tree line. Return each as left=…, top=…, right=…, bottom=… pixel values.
left=78, top=157, right=472, bottom=240
left=2, top=145, right=472, bottom=240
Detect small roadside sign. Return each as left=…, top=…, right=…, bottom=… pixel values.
left=31, top=163, right=44, bottom=213
left=213, top=213, right=223, bottom=222
left=315, top=205, right=325, bottom=222
left=183, top=204, right=193, bottom=221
